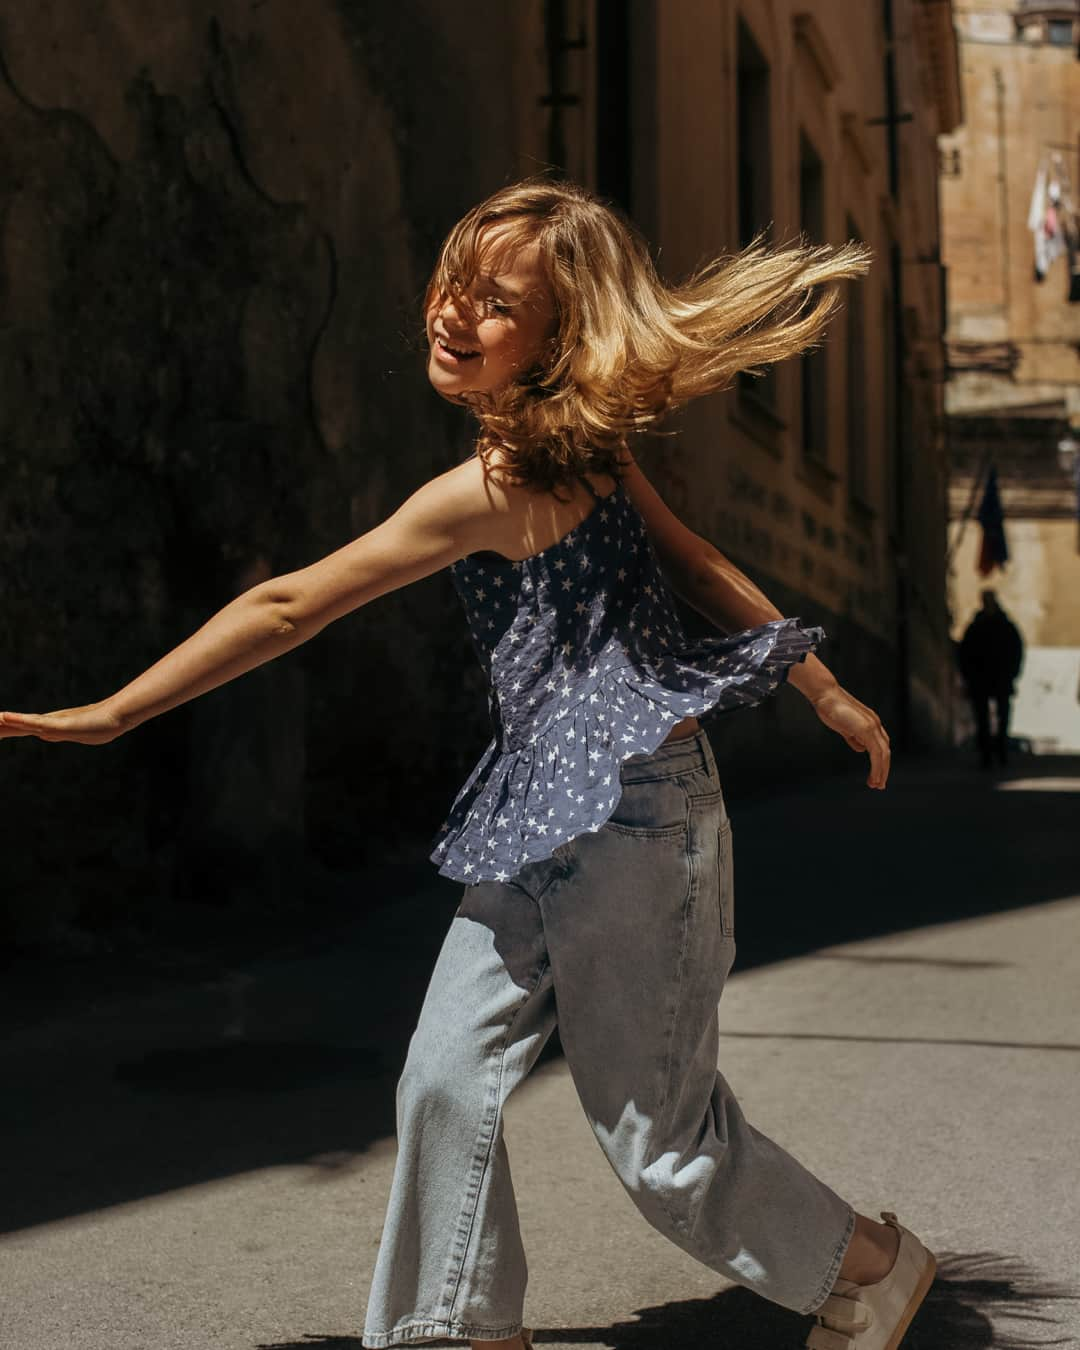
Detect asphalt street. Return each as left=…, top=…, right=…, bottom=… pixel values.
left=2, top=750, right=1078, bottom=1350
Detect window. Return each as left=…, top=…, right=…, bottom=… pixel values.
left=736, top=18, right=777, bottom=409
left=595, top=0, right=632, bottom=210
left=1047, top=18, right=1074, bottom=44
left=939, top=145, right=962, bottom=177
left=845, top=215, right=869, bottom=505
left=737, top=20, right=771, bottom=249
left=799, top=131, right=828, bottom=461
left=882, top=287, right=898, bottom=536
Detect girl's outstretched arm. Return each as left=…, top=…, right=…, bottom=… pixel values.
left=617, top=448, right=891, bottom=789
left=0, top=460, right=499, bottom=747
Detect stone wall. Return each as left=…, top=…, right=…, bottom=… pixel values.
left=0, top=1, right=543, bottom=945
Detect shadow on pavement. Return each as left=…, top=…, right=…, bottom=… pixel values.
left=727, top=751, right=1080, bottom=973
left=813, top=953, right=1013, bottom=969
left=718, top=1030, right=1080, bottom=1052
left=251, top=1252, right=1080, bottom=1348
left=2, top=750, right=1078, bottom=1237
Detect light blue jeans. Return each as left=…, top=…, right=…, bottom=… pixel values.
left=362, top=729, right=854, bottom=1346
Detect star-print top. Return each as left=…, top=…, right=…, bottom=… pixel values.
left=430, top=471, right=824, bottom=884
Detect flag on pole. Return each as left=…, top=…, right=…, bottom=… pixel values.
left=976, top=464, right=1008, bottom=575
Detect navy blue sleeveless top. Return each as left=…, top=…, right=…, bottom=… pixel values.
left=431, top=471, right=823, bottom=884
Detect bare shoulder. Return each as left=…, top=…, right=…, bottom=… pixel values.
left=275, top=451, right=524, bottom=632
left=411, top=449, right=529, bottom=556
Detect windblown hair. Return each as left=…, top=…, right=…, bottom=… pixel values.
left=424, top=177, right=872, bottom=494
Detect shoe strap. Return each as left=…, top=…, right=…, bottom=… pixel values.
left=807, top=1327, right=853, bottom=1350
left=818, top=1293, right=874, bottom=1333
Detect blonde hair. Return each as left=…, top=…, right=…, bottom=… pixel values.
left=425, top=177, right=872, bottom=494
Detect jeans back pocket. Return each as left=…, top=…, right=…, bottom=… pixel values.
left=603, top=773, right=688, bottom=838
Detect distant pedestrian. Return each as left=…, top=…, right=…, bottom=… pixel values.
left=958, top=590, right=1024, bottom=768
left=0, top=178, right=935, bottom=1350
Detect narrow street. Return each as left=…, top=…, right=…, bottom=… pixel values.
left=2, top=751, right=1078, bottom=1350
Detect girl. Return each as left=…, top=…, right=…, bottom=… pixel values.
left=0, top=178, right=935, bottom=1350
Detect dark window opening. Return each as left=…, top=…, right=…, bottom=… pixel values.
left=882, top=287, right=898, bottom=535
left=846, top=214, right=869, bottom=505
left=736, top=18, right=776, bottom=409
left=939, top=145, right=962, bottom=177
left=1048, top=18, right=1074, bottom=45
left=799, top=130, right=827, bottom=461
left=595, top=0, right=632, bottom=211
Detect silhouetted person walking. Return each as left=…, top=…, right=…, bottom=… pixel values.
left=958, top=590, right=1024, bottom=768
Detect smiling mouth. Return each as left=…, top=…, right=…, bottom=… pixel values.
left=435, top=335, right=481, bottom=363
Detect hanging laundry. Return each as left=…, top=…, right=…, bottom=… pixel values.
left=1029, top=161, right=1048, bottom=279
left=1028, top=160, right=1068, bottom=280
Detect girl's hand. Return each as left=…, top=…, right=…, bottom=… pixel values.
left=809, top=686, right=891, bottom=789
left=0, top=701, right=125, bottom=746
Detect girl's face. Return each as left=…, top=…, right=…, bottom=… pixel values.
left=425, top=223, right=558, bottom=402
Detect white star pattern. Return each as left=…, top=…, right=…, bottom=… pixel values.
left=433, top=478, right=823, bottom=883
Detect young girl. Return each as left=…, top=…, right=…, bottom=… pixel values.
left=0, top=178, right=935, bottom=1350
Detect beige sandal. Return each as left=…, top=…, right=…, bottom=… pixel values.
left=806, top=1212, right=936, bottom=1350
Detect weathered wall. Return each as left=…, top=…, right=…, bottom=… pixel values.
left=640, top=1, right=958, bottom=752
left=0, top=1, right=546, bottom=944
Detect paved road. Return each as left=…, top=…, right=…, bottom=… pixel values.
left=3, top=752, right=1079, bottom=1349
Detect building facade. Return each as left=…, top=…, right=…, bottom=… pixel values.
left=939, top=0, right=1080, bottom=749
left=517, top=1, right=962, bottom=769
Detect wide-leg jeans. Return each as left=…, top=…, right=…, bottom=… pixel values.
left=362, top=728, right=854, bottom=1346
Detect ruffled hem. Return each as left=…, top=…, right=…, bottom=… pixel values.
left=430, top=617, right=823, bottom=884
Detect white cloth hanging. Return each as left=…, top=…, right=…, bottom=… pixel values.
left=1029, top=157, right=1069, bottom=279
